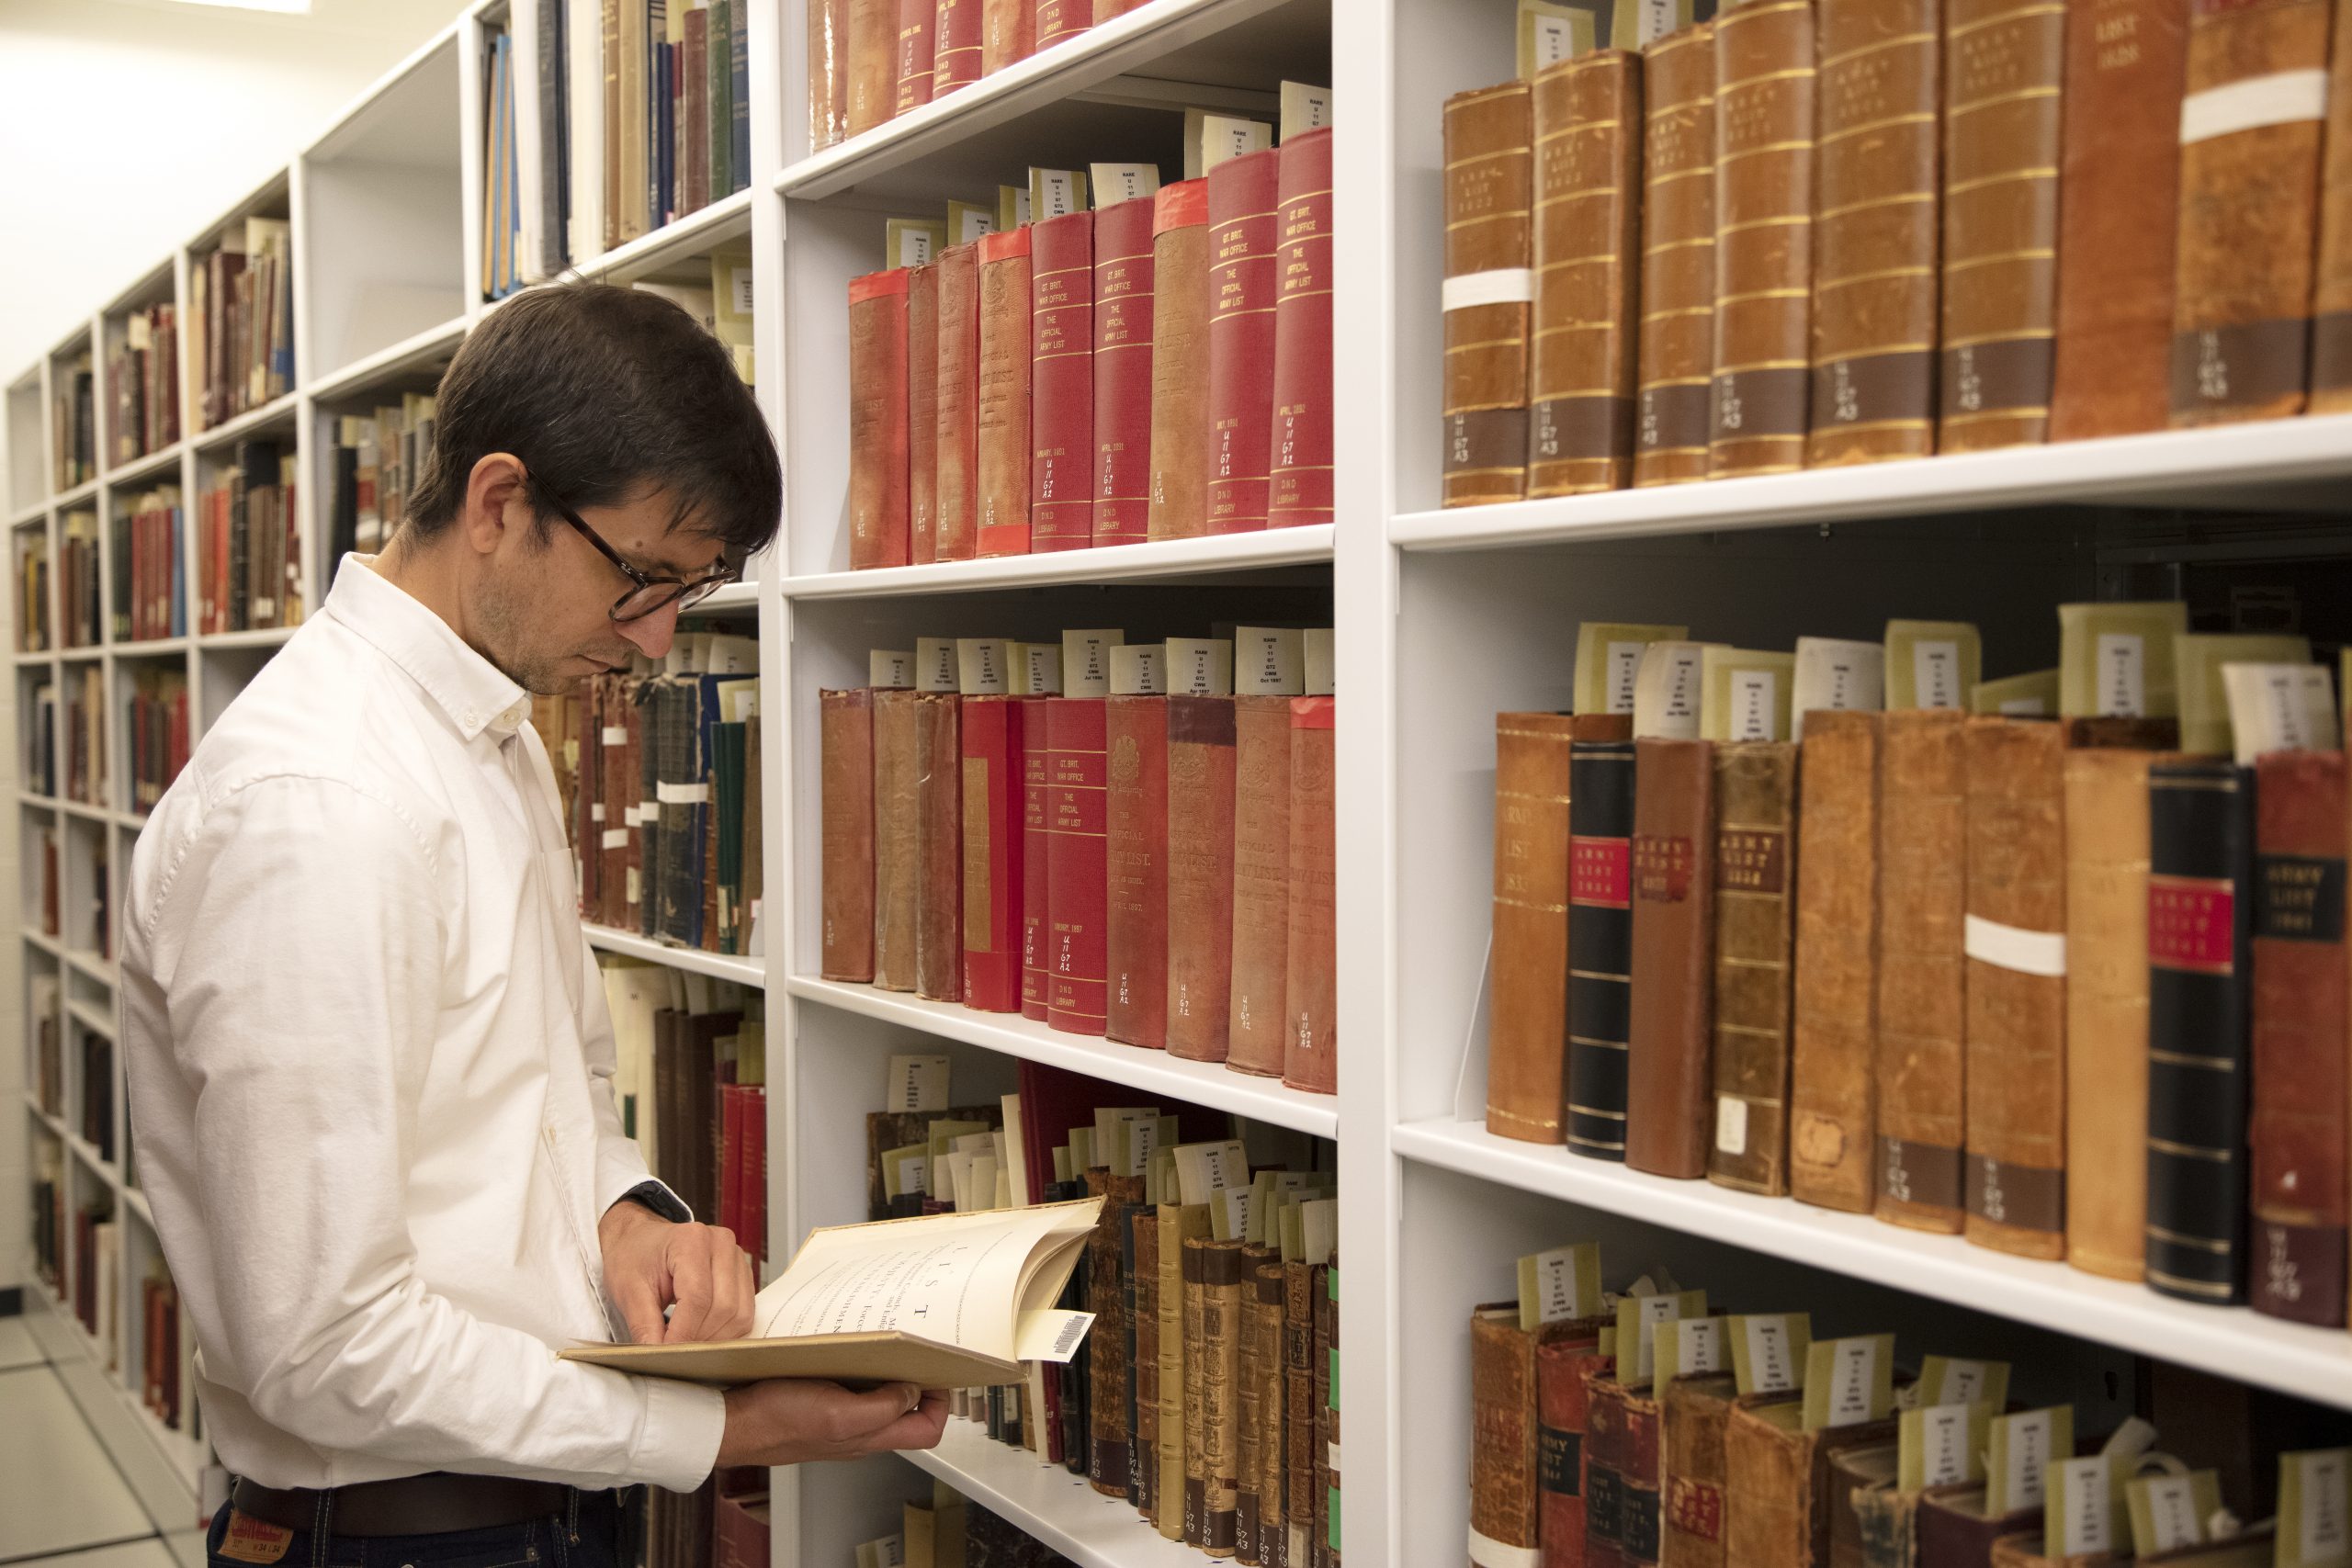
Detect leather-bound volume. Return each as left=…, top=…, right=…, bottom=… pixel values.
left=1046, top=696, right=1110, bottom=1034
left=1162, top=1203, right=1212, bottom=1541
left=977, top=228, right=1035, bottom=558
left=810, top=0, right=849, bottom=150
left=1874, top=711, right=1967, bottom=1234
left=1442, top=82, right=1535, bottom=506
left=1792, top=710, right=1882, bottom=1213
left=1939, top=0, right=2066, bottom=451
left=1529, top=51, right=1642, bottom=497
left=2317, top=10, right=2352, bottom=411
left=1092, top=196, right=1157, bottom=547
left=1035, top=0, right=1087, bottom=49
left=1022, top=694, right=1053, bottom=1020
left=1200, top=1237, right=1247, bottom=1556
left=1148, top=180, right=1214, bottom=540
left=1318, top=1267, right=1340, bottom=1568
left=1571, top=734, right=1640, bottom=1160
left=1032, top=210, right=1095, bottom=552
left=908, top=265, right=941, bottom=563
left=1809, top=0, right=1939, bottom=465
left=2048, top=0, right=2189, bottom=439
left=1619, top=1382, right=1668, bottom=1568
left=1236, top=1249, right=1278, bottom=1560
left=820, top=688, right=876, bottom=983
left=872, top=689, right=921, bottom=990
left=1207, top=147, right=1282, bottom=534
left=1285, top=696, right=1339, bottom=1094
left=1541, top=1338, right=1617, bottom=1568
left=1107, top=693, right=1170, bottom=1047
left=2250, top=750, right=2348, bottom=1325
left=895, top=0, right=933, bottom=113
left=1724, top=1396, right=1901, bottom=1568
left=1284, top=1261, right=1319, bottom=1565
left=934, top=242, right=982, bottom=561
left=601, top=677, right=641, bottom=929
left=846, top=0, right=897, bottom=136
left=1493, top=714, right=1589, bottom=1143
left=1711, top=740, right=1800, bottom=1195
left=961, top=694, right=1025, bottom=1011
left=914, top=692, right=964, bottom=1002
left=1589, top=1374, right=1628, bottom=1568
left=1637, top=26, right=1719, bottom=489
left=933, top=0, right=981, bottom=96
left=1168, top=694, right=1238, bottom=1061
left=1270, top=127, right=1336, bottom=527
left=1474, top=1310, right=1607, bottom=1568
left=1229, top=695, right=1294, bottom=1077
left=1914, top=1488, right=2039, bottom=1568
left=849, top=269, right=911, bottom=570
left=1630, top=737, right=1718, bottom=1179
left=1663, top=1375, right=1738, bottom=1568
left=1712, top=0, right=1816, bottom=477
left=980, top=0, right=1032, bottom=72
left=1255, top=1259, right=1289, bottom=1563
left=1135, top=1215, right=1162, bottom=1521
left=1087, top=1172, right=1139, bottom=1495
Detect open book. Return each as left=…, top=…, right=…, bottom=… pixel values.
left=560, top=1197, right=1102, bottom=1389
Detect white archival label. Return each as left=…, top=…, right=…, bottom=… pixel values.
left=1676, top=1317, right=1728, bottom=1374
left=1527, top=1247, right=1590, bottom=1325
left=2057, top=1457, right=2113, bottom=1555
left=888, top=1054, right=952, bottom=1113
left=1823, top=1337, right=1879, bottom=1426
left=2297, top=1450, right=2351, bottom=1568
left=1744, top=1316, right=1800, bottom=1393
left=1920, top=1404, right=1972, bottom=1485
left=1732, top=670, right=1778, bottom=741
left=1914, top=640, right=1962, bottom=709
left=1715, top=1095, right=1749, bottom=1156
left=2097, top=632, right=2146, bottom=717
left=2002, top=1409, right=2055, bottom=1511
left=2142, top=1475, right=2204, bottom=1552
left=1608, top=640, right=1646, bottom=714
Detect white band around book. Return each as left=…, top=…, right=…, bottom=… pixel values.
left=2180, top=69, right=2328, bottom=145
left=1964, top=914, right=2066, bottom=977
left=1442, top=267, right=1536, bottom=312
left=1468, top=1528, right=1543, bottom=1568
left=656, top=782, right=710, bottom=805
left=601, top=726, right=628, bottom=744
left=601, top=829, right=628, bottom=849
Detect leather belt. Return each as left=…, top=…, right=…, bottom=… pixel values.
left=232, top=1473, right=586, bottom=1537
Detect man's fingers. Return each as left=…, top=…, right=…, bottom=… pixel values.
left=861, top=1394, right=950, bottom=1453
left=713, top=1237, right=755, bottom=1339
left=609, top=1273, right=668, bottom=1347
left=662, top=1234, right=718, bottom=1343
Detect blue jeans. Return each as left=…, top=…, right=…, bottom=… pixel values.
left=205, top=1485, right=635, bottom=1568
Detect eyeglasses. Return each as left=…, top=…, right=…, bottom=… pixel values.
left=526, top=471, right=739, bottom=622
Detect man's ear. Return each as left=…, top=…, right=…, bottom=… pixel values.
left=461, top=454, right=528, bottom=558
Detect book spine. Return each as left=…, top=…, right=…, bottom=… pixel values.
left=1269, top=127, right=1337, bottom=527
left=1569, top=739, right=1637, bottom=1160
left=1161, top=1206, right=1199, bottom=1541
left=1708, top=741, right=1799, bottom=1195
left=2314, top=4, right=2352, bottom=412
left=934, top=242, right=982, bottom=561
left=1035, top=0, right=1087, bottom=48
left=1092, top=196, right=1158, bottom=547
left=1086, top=1172, right=1133, bottom=1495
left=1626, top=739, right=1718, bottom=1179
left=1148, top=180, right=1214, bottom=539
left=1471, top=1314, right=1547, bottom=1562
left=1106, top=694, right=1170, bottom=1047
left=1711, top=0, right=1815, bottom=477
left=848, top=268, right=912, bottom=570
left=872, top=689, right=922, bottom=990
left=1442, top=82, right=1535, bottom=507
left=1253, top=1261, right=1289, bottom=1562
left=820, top=687, right=877, bottom=982
left=977, top=228, right=1035, bottom=558
left=1873, top=709, right=1968, bottom=1234
left=1587, top=1378, right=1627, bottom=1568
left=1236, top=1247, right=1272, bottom=1562
left=907, top=264, right=941, bottom=564
left=1135, top=1213, right=1162, bottom=1521
left=1022, top=694, right=1053, bottom=1020
left=1168, top=694, right=1239, bottom=1062
left=1130, top=1211, right=1155, bottom=1508
left=1636, top=26, right=1718, bottom=488
left=1284, top=696, right=1339, bottom=1094
left=1660, top=1378, right=1733, bottom=1568
left=980, top=0, right=1033, bottom=72
left=808, top=0, right=846, bottom=150
left=1206, top=148, right=1283, bottom=535
left=1538, top=1343, right=1611, bottom=1568
left=933, top=0, right=982, bottom=95
left=1283, top=1261, right=1317, bottom=1567
left=684, top=6, right=708, bottom=213
left=895, top=0, right=933, bottom=114
left=1228, top=694, right=1295, bottom=1077
left=1184, top=1235, right=1210, bottom=1546
left=1489, top=714, right=1580, bottom=1143
left=845, top=0, right=895, bottom=135
left=1031, top=210, right=1096, bottom=552
left=1529, top=53, right=1641, bottom=498
left=1621, top=1388, right=1664, bottom=1568
left=1317, top=1266, right=1340, bottom=1568
left=1046, top=695, right=1110, bottom=1033
left=956, top=695, right=1021, bottom=1010
left=1791, top=709, right=1880, bottom=1213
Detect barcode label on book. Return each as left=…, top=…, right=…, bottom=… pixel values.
left=1015, top=1308, right=1095, bottom=1363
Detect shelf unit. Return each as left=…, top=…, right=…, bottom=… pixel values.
left=11, top=0, right=2352, bottom=1562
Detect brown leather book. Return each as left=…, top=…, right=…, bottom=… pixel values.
left=913, top=691, right=963, bottom=1002
left=1605, top=1376, right=1667, bottom=1568
left=1809, top=0, right=1939, bottom=466
left=1916, top=1487, right=2040, bottom=1568
left=2317, top=16, right=2352, bottom=412
left=809, top=0, right=849, bottom=150
left=1637, top=25, right=1719, bottom=489
left=1246, top=1256, right=1287, bottom=1562
left=1107, top=694, right=1170, bottom=1049
left=846, top=0, right=897, bottom=136
left=1710, top=741, right=1801, bottom=1195
left=1630, top=737, right=1718, bottom=1179
left=976, top=228, right=1034, bottom=558
left=1712, top=0, right=1816, bottom=477
left=980, top=0, right=1032, bottom=71
left=1168, top=694, right=1238, bottom=1062
left=1283, top=1260, right=1318, bottom=1565
left=2048, top=0, right=2190, bottom=438
left=1184, top=1231, right=1209, bottom=1546
left=1285, top=697, right=1339, bottom=1095
left=871, top=689, right=921, bottom=990
left=1161, top=1202, right=1211, bottom=1541
left=1135, top=1214, right=1162, bottom=1523
left=849, top=269, right=911, bottom=570
left=908, top=265, right=940, bottom=564
left=1874, top=710, right=1967, bottom=1234
left=1529, top=51, right=1644, bottom=497
left=1229, top=695, right=1294, bottom=1077
left=1201, top=1236, right=1248, bottom=1556
left=1541, top=1339, right=1616, bottom=1568
left=1939, top=0, right=2066, bottom=451
left=1836, top=1447, right=1903, bottom=1568
left=1663, top=1374, right=1739, bottom=1568
left=1442, top=81, right=1535, bottom=507
left=1475, top=1309, right=1609, bottom=1568
left=820, top=687, right=876, bottom=983
left=1724, top=1397, right=1902, bottom=1568
left=1589, top=1367, right=1629, bottom=1568
left=1087, top=1172, right=1137, bottom=1495
left=934, top=242, right=982, bottom=561
left=1792, top=709, right=1881, bottom=1214
left=1148, top=180, right=1213, bottom=541
left=2169, top=0, right=2331, bottom=425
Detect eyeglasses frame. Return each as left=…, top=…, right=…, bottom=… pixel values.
left=524, top=469, right=739, bottom=622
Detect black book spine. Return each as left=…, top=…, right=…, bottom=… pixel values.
left=1567, top=739, right=1636, bottom=1161
left=2146, top=759, right=2256, bottom=1304
left=1062, top=1252, right=1090, bottom=1472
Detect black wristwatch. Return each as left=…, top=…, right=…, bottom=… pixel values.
left=616, top=1180, right=691, bottom=1224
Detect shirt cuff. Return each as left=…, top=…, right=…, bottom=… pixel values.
left=629, top=1373, right=729, bottom=1493
left=612, top=1179, right=692, bottom=1226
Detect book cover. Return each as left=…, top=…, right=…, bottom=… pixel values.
left=1569, top=736, right=1638, bottom=1161
left=845, top=0, right=896, bottom=135
left=933, top=0, right=981, bottom=95
left=1091, top=195, right=1158, bottom=547
left=961, top=694, right=1024, bottom=1011
left=820, top=687, right=877, bottom=982
left=1229, top=694, right=1295, bottom=1077
left=1708, top=740, right=1800, bottom=1196
left=1874, top=710, right=1968, bottom=1234
left=1529, top=52, right=1641, bottom=497
left=848, top=269, right=912, bottom=570
left=1490, top=713, right=1583, bottom=1144
left=1661, top=1373, right=1737, bottom=1568
left=1635, top=25, right=1718, bottom=489
left=2316, top=17, right=2352, bottom=412
left=1285, top=696, right=1340, bottom=1094
left=1046, top=695, right=1110, bottom=1033
left=1206, top=146, right=1282, bottom=534
left=1540, top=1338, right=1617, bottom=1568
left=1475, top=1310, right=1609, bottom=1568
left=1148, top=180, right=1213, bottom=539
left=1168, top=694, right=1239, bottom=1062
left=1442, top=82, right=1535, bottom=506
left=1269, top=127, right=1337, bottom=526
left=934, top=241, right=983, bottom=561
left=1712, top=0, right=1816, bottom=476
left=1036, top=0, right=1088, bottom=50
left=1629, top=737, right=1718, bottom=1179
left=1107, top=694, right=1170, bottom=1047
left=1031, top=210, right=1096, bottom=552
left=895, top=0, right=933, bottom=114
left=1792, top=709, right=1881, bottom=1214
left=977, top=228, right=1035, bottom=558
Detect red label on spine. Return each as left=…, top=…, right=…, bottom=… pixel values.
left=1205, top=148, right=1283, bottom=534
left=1632, top=835, right=1694, bottom=903
left=2150, top=874, right=2239, bottom=974
left=1570, top=836, right=1631, bottom=908
left=1047, top=697, right=1111, bottom=1032
left=1270, top=128, right=1335, bottom=528
left=1091, top=197, right=1158, bottom=546
left=1031, top=211, right=1096, bottom=552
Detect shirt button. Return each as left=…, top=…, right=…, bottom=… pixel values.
left=462, top=707, right=481, bottom=728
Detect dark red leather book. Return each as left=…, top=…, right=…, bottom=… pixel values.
left=1107, top=694, right=1170, bottom=1047
left=908, top=264, right=940, bottom=564
left=1205, top=147, right=1282, bottom=535
left=1284, top=696, right=1337, bottom=1094
left=1047, top=696, right=1110, bottom=1033
left=914, top=692, right=963, bottom=1002
left=1091, top=196, right=1157, bottom=547
left=1269, top=127, right=1335, bottom=529
left=1540, top=1340, right=1615, bottom=1568
left=820, top=686, right=876, bottom=982
left=895, top=0, right=933, bottom=113
left=1167, top=694, right=1238, bottom=1062
left=933, top=0, right=981, bottom=96
left=848, top=268, right=911, bottom=570
left=1228, top=694, right=1295, bottom=1077
left=1035, top=0, right=1087, bottom=50
left=977, top=228, right=1034, bottom=558
left=1022, top=694, right=1053, bottom=1020
left=1031, top=210, right=1096, bottom=552
left=934, top=241, right=981, bottom=561
left=961, top=694, right=1026, bottom=1011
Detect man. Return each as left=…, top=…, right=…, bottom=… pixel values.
left=121, top=286, right=945, bottom=1567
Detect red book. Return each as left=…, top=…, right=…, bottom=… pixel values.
left=962, top=694, right=1026, bottom=1011
left=1046, top=696, right=1110, bottom=1033
left=895, top=0, right=934, bottom=114
left=1091, top=196, right=1157, bottom=547
left=714, top=1486, right=771, bottom=1568
left=1205, top=147, right=1282, bottom=534
left=1270, top=128, right=1335, bottom=528
left=748, top=1085, right=767, bottom=1266
left=914, top=693, right=963, bottom=1002
left=1166, top=694, right=1238, bottom=1062
left=1538, top=1340, right=1614, bottom=1568
left=1106, top=694, right=1170, bottom=1047
left=934, top=242, right=981, bottom=561
left=721, top=1084, right=747, bottom=1239
left=1013, top=1060, right=1232, bottom=1201
left=908, top=264, right=940, bottom=564
left=1022, top=694, right=1053, bottom=1020
left=933, top=0, right=982, bottom=95
left=1035, top=0, right=1088, bottom=50
left=1031, top=210, right=1095, bottom=552
left=977, top=229, right=1034, bottom=558
left=1284, top=695, right=1337, bottom=1092
left=848, top=268, right=911, bottom=570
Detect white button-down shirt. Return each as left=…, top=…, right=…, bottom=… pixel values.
left=121, top=555, right=726, bottom=1493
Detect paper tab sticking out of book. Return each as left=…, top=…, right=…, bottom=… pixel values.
left=1013, top=1308, right=1095, bottom=1364
left=1016, top=643, right=1063, bottom=696
left=887, top=1054, right=951, bottom=1113
left=1028, top=167, right=1089, bottom=220
left=1576, top=622, right=1687, bottom=716
left=1973, top=667, right=2058, bottom=716
left=1061, top=629, right=1124, bottom=697
left=1091, top=163, right=1160, bottom=206
left=1701, top=649, right=1795, bottom=743
left=1189, top=110, right=1274, bottom=177
left=1519, top=0, right=1597, bottom=75
left=1236, top=626, right=1306, bottom=696
left=946, top=200, right=996, bottom=245
left=956, top=639, right=1012, bottom=695
left=1729, top=1312, right=1810, bottom=1396
left=1305, top=628, right=1337, bottom=697
left=1884, top=621, right=1982, bottom=711
left=1168, top=637, right=1235, bottom=695
left=872, top=650, right=917, bottom=690
left=916, top=637, right=958, bottom=693
left=1280, top=81, right=1334, bottom=139
left=887, top=219, right=947, bottom=268
left=996, top=184, right=1032, bottom=232
left=1633, top=641, right=1710, bottom=739
left=2058, top=601, right=2188, bottom=718
left=1987, top=1405, right=2073, bottom=1518
left=2222, top=661, right=2339, bottom=763
left=1791, top=637, right=1885, bottom=740
left=2176, top=634, right=2310, bottom=751
left=1517, top=1242, right=1603, bottom=1328
left=1112, top=644, right=1167, bottom=696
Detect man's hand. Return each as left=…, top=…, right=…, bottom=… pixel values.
left=598, top=1198, right=754, bottom=1345
left=717, top=1380, right=950, bottom=1468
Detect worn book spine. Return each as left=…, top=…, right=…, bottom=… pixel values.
left=820, top=687, right=877, bottom=982
left=1724, top=1396, right=1901, bottom=1568
left=1709, top=740, right=1800, bottom=1195
left=1255, top=1261, right=1289, bottom=1564
left=1285, top=1261, right=1320, bottom=1568
left=1529, top=51, right=1643, bottom=496
left=1046, top=695, right=1110, bottom=1034
left=848, top=268, right=912, bottom=570
left=1661, top=1375, right=1736, bottom=1568
left=1107, top=694, right=1170, bottom=1047
left=1168, top=694, right=1239, bottom=1062
left=1269, top=127, right=1336, bottom=527
left=914, top=691, right=964, bottom=1002
left=908, top=264, right=941, bottom=563
left=1285, top=696, right=1340, bottom=1094
left=1318, top=1266, right=1340, bottom=1568
left=1185, top=1233, right=1209, bottom=1546
left=1809, top=0, right=1939, bottom=465
left=933, top=0, right=981, bottom=95
left=1630, top=737, right=1719, bottom=1179
left=1237, top=1244, right=1278, bottom=1562
left=2169, top=0, right=2331, bottom=424
left=1135, top=1213, right=1162, bottom=1521
left=871, top=688, right=921, bottom=990
left=1035, top=0, right=1087, bottom=49
left=1148, top=179, right=1213, bottom=540
left=979, top=0, right=1032, bottom=71
left=1621, top=1384, right=1665, bottom=1568
left=1915, top=1491, right=2040, bottom=1568
left=2048, top=0, right=2190, bottom=438
left=977, top=228, right=1035, bottom=558
left=1087, top=1173, right=1136, bottom=1495
left=960, top=694, right=1024, bottom=1011
left=2317, top=1, right=2352, bottom=411
left=1540, top=1340, right=1616, bottom=1568
left=1874, top=710, right=1967, bottom=1234
left=1588, top=1374, right=1628, bottom=1568
left=1032, top=210, right=1096, bottom=552
left=1939, top=0, right=2065, bottom=450
left=1207, top=147, right=1282, bottom=534
left=1473, top=1314, right=1587, bottom=1568
left=895, top=0, right=933, bottom=113
left=1570, top=736, right=1639, bottom=1161
left=1442, top=81, right=1536, bottom=506
left=1022, top=694, right=1053, bottom=1020
left=809, top=0, right=849, bottom=149
left=1091, top=196, right=1157, bottom=547
left=846, top=0, right=897, bottom=135
left=1838, top=1455, right=1908, bottom=1568
left=935, top=242, right=982, bottom=560
left=1791, top=709, right=1881, bottom=1213
left=1712, top=0, right=1817, bottom=477
left=1636, top=25, right=1719, bottom=488
left=1491, top=713, right=1585, bottom=1143
left=1229, top=694, right=1295, bottom=1077
left=1163, top=1203, right=1210, bottom=1541
left=1202, top=1237, right=1247, bottom=1557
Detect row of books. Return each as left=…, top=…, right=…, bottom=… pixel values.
left=1439, top=0, right=2352, bottom=508
left=1486, top=610, right=2352, bottom=1330
left=326, top=396, right=438, bottom=563
left=30, top=1145, right=63, bottom=1295
left=858, top=1485, right=1085, bottom=1568
left=847, top=106, right=1334, bottom=568
left=53, top=353, right=94, bottom=491
left=128, top=669, right=191, bottom=816
left=820, top=627, right=1339, bottom=1091
left=107, top=303, right=180, bottom=464
left=114, top=487, right=186, bottom=642
left=198, top=438, right=300, bottom=635
left=62, top=665, right=104, bottom=808
left=192, top=217, right=293, bottom=431
left=30, top=973, right=60, bottom=1118
left=59, top=510, right=99, bottom=648
left=808, top=0, right=1145, bottom=149
left=17, top=531, right=49, bottom=651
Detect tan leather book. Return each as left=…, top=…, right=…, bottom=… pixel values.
left=908, top=265, right=940, bottom=563
left=2169, top=0, right=2331, bottom=425
left=1663, top=1373, right=1739, bottom=1568
left=913, top=692, right=963, bottom=1002
left=846, top=0, right=897, bottom=136
left=979, top=0, right=1031, bottom=71
left=1184, top=1229, right=1209, bottom=1545
left=1086, top=1170, right=1134, bottom=1495
left=1638, top=24, right=1719, bottom=489
left=1169, top=694, right=1239, bottom=1062
left=1711, top=0, right=1816, bottom=478
left=1250, top=1258, right=1288, bottom=1562
left=1442, top=81, right=1535, bottom=507
left=934, top=242, right=982, bottom=560
left=1939, top=0, right=2066, bottom=451
left=1200, top=1236, right=1247, bottom=1556
left=1160, top=1202, right=1211, bottom=1541
left=1136, top=1213, right=1162, bottom=1523
left=1809, top=0, right=1939, bottom=466
left=1792, top=710, right=1881, bottom=1213
left=2047, top=0, right=2190, bottom=439
left=1710, top=741, right=1800, bottom=1195
left=1229, top=695, right=1294, bottom=1078
left=1724, top=1396, right=1902, bottom=1568
left=1474, top=1308, right=1611, bottom=1568
left=976, top=229, right=1034, bottom=557
left=820, top=687, right=877, bottom=983
left=809, top=0, right=849, bottom=151
left=1148, top=180, right=1212, bottom=541
left=2316, top=8, right=2352, bottom=412
left=1529, top=51, right=1644, bottom=497
left=872, top=688, right=921, bottom=991
left=1283, top=1260, right=1319, bottom=1568
left=1873, top=710, right=1966, bottom=1234
left=1631, top=738, right=1719, bottom=1179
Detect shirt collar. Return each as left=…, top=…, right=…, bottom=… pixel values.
left=323, top=554, right=534, bottom=742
